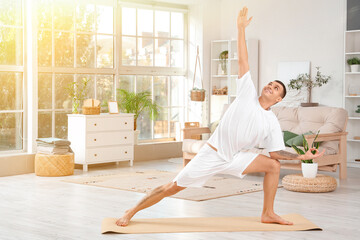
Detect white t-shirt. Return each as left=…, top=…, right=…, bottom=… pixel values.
left=207, top=71, right=285, bottom=162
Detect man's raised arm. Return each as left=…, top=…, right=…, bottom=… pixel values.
left=237, top=7, right=253, bottom=79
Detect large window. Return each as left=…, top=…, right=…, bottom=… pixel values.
left=37, top=0, right=115, bottom=139
left=0, top=1, right=187, bottom=154
left=0, top=0, right=24, bottom=152
left=119, top=6, right=186, bottom=140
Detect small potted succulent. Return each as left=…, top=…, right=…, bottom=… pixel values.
left=292, top=130, right=321, bottom=178
left=355, top=105, right=360, bottom=117
left=347, top=57, right=360, bottom=73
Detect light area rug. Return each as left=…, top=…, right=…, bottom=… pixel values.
left=64, top=170, right=282, bottom=201
left=101, top=214, right=322, bottom=234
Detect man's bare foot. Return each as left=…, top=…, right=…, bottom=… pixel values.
left=116, top=210, right=134, bottom=227
left=261, top=212, right=293, bottom=225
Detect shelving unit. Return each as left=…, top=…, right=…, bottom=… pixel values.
left=210, top=39, right=258, bottom=123
left=344, top=28, right=360, bottom=166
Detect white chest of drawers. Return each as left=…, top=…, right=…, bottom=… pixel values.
left=67, top=113, right=135, bottom=171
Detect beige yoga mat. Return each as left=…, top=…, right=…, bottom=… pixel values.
left=64, top=170, right=281, bottom=201
left=101, top=214, right=322, bottom=234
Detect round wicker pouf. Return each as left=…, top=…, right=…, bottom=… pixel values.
left=35, top=153, right=74, bottom=177
left=282, top=174, right=337, bottom=193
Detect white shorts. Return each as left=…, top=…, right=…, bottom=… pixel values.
left=173, top=144, right=259, bottom=188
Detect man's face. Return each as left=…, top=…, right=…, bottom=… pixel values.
left=261, top=81, right=283, bottom=104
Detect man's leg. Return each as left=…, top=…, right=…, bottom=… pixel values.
left=116, top=181, right=186, bottom=226
left=242, top=154, right=293, bottom=225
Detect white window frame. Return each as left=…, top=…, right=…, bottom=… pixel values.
left=37, top=0, right=117, bottom=141
left=117, top=2, right=188, bottom=141
left=0, top=0, right=26, bottom=155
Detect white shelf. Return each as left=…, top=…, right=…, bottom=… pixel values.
left=345, top=72, right=360, bottom=74
left=346, top=52, right=360, bottom=55
left=212, top=75, right=228, bottom=78
left=346, top=95, right=360, bottom=98
left=210, top=39, right=258, bottom=123
left=348, top=139, right=360, bottom=142
left=349, top=117, right=360, bottom=120
left=346, top=30, right=360, bottom=33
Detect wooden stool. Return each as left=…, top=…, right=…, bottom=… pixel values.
left=35, top=153, right=74, bottom=177
left=282, top=174, right=337, bottom=193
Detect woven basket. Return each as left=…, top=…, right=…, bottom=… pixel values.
left=82, top=106, right=100, bottom=115
left=190, top=90, right=205, bottom=101
left=282, top=174, right=337, bottom=193
left=35, top=153, right=74, bottom=177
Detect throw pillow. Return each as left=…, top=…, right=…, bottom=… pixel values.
left=283, top=131, right=299, bottom=147
left=286, top=131, right=314, bottom=147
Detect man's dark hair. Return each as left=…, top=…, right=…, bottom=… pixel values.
left=274, top=80, right=286, bottom=99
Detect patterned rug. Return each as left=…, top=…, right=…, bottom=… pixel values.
left=64, top=170, right=281, bottom=201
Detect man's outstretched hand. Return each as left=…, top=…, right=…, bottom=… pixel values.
left=237, top=6, right=253, bottom=29
left=300, top=148, right=325, bottom=161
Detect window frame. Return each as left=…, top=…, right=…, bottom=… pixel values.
left=0, top=0, right=26, bottom=154
left=117, top=3, right=188, bottom=141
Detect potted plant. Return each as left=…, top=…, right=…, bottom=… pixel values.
left=117, top=89, right=160, bottom=144
left=219, top=50, right=228, bottom=75
left=288, top=66, right=331, bottom=107
left=190, top=87, right=206, bottom=101
left=347, top=57, right=360, bottom=73
left=292, top=130, right=321, bottom=178
left=355, top=105, right=360, bottom=117
left=65, top=77, right=90, bottom=114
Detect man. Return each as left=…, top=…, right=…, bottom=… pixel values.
left=117, top=6, right=324, bottom=226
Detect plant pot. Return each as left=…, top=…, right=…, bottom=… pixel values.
left=301, top=102, right=319, bottom=107
left=134, top=130, right=140, bottom=145
left=190, top=90, right=205, bottom=101
left=350, top=64, right=360, bottom=73
left=301, top=162, right=318, bottom=178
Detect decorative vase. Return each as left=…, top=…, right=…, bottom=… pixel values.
left=301, top=162, right=318, bottom=178
left=72, top=100, right=80, bottom=114
left=350, top=64, right=360, bottom=73
left=134, top=130, right=140, bottom=145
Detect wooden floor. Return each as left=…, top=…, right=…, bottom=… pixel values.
left=0, top=158, right=359, bottom=240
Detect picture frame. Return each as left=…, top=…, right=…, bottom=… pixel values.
left=108, top=101, right=119, bottom=114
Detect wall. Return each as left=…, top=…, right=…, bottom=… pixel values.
left=199, top=0, right=345, bottom=108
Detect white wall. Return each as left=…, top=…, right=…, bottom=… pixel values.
left=188, top=0, right=221, bottom=124
left=197, top=0, right=345, bottom=109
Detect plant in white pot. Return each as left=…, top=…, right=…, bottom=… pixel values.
left=117, top=89, right=160, bottom=144
left=347, top=57, right=360, bottom=73
left=292, top=130, right=322, bottom=178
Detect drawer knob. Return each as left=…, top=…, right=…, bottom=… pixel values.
left=125, top=136, right=127, bottom=139
left=94, top=123, right=97, bottom=126
left=125, top=151, right=127, bottom=154
left=94, top=139, right=97, bottom=141
left=125, top=122, right=127, bottom=125
left=94, top=154, right=97, bottom=157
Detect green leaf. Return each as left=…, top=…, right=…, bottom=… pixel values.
left=302, top=134, right=308, bottom=151
left=292, top=145, right=304, bottom=155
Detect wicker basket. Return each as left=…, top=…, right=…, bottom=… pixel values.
left=35, top=153, right=74, bottom=177
left=190, top=90, right=205, bottom=102
left=82, top=106, right=100, bottom=115
left=282, top=174, right=337, bottom=193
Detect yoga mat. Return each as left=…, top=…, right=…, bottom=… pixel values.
left=101, top=214, right=322, bottom=234
left=64, top=170, right=281, bottom=201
